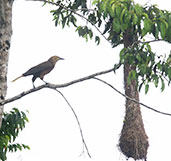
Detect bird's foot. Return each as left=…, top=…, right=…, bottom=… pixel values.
left=42, top=80, right=49, bottom=85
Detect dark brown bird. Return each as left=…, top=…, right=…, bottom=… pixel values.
left=12, top=56, right=64, bottom=87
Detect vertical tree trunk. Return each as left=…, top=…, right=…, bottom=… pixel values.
left=119, top=30, right=149, bottom=160
left=0, top=0, right=13, bottom=127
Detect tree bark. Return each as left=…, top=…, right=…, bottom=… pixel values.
left=119, top=30, right=149, bottom=160
left=0, top=0, right=13, bottom=127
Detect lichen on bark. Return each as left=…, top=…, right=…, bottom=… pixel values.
left=0, top=0, right=13, bottom=127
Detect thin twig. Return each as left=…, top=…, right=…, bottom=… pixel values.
left=144, top=0, right=151, bottom=6
left=93, top=77, right=171, bottom=116
left=54, top=89, right=91, bottom=158
left=140, top=39, right=164, bottom=44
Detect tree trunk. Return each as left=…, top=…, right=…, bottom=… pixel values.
left=0, top=0, right=13, bottom=127
left=119, top=30, right=149, bottom=160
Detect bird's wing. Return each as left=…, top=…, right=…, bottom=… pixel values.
left=23, top=61, right=53, bottom=76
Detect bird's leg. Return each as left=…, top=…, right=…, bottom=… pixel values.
left=40, top=78, right=49, bottom=85
left=32, top=82, right=36, bottom=88
left=32, top=76, right=37, bottom=88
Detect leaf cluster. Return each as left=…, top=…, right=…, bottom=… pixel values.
left=0, top=108, right=29, bottom=161
left=95, top=0, right=171, bottom=45
left=50, top=0, right=102, bottom=45
left=120, top=44, right=171, bottom=93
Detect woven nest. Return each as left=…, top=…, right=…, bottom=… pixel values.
left=119, top=109, right=149, bottom=160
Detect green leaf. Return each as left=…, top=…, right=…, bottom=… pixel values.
left=133, top=13, right=138, bottom=25
left=103, top=0, right=110, bottom=13
left=113, top=62, right=121, bottom=73
left=144, top=18, right=152, bottom=32
left=159, top=18, right=169, bottom=29
left=119, top=48, right=127, bottom=63
left=154, top=25, right=159, bottom=39
left=134, top=4, right=143, bottom=15
left=138, top=82, right=144, bottom=92
left=145, top=84, right=149, bottom=94
left=107, top=3, right=114, bottom=17
left=112, top=19, right=120, bottom=33
left=127, top=70, right=137, bottom=85
left=132, top=70, right=137, bottom=80
left=160, top=22, right=166, bottom=38
left=88, top=30, right=93, bottom=39
left=160, top=77, right=165, bottom=91
left=123, top=10, right=132, bottom=24
left=146, top=43, right=152, bottom=52
left=120, top=8, right=126, bottom=23
left=167, top=57, right=171, bottom=66
left=88, top=13, right=96, bottom=23
left=116, top=5, right=121, bottom=17
left=168, top=67, right=171, bottom=81
left=103, top=21, right=111, bottom=34
left=95, top=36, right=100, bottom=45
left=141, top=28, right=148, bottom=37
left=153, top=75, right=159, bottom=87
left=142, top=13, right=149, bottom=19
left=127, top=74, right=131, bottom=85
left=92, top=0, right=99, bottom=5
left=70, top=15, right=77, bottom=27
left=136, top=53, right=142, bottom=62
left=22, top=144, right=30, bottom=150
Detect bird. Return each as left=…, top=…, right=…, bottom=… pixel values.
left=12, top=56, right=64, bottom=88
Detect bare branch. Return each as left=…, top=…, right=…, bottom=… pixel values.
left=54, top=89, right=91, bottom=158
left=93, top=77, right=171, bottom=116
left=1, top=68, right=114, bottom=105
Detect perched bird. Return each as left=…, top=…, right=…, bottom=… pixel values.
left=12, top=56, right=64, bottom=88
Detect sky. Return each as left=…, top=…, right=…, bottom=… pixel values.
left=4, top=0, right=171, bottom=161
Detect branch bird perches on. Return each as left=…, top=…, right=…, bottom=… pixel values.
left=1, top=67, right=171, bottom=116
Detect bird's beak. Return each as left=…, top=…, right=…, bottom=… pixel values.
left=59, top=57, right=64, bottom=60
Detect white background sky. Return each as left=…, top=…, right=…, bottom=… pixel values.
left=4, top=0, right=171, bottom=161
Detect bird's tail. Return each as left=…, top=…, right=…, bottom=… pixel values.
left=12, top=75, right=23, bottom=82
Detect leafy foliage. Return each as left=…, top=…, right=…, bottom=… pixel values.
left=0, top=108, right=29, bottom=161
left=120, top=43, right=171, bottom=93
left=48, top=0, right=171, bottom=93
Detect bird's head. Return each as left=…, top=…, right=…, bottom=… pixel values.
left=48, top=56, right=64, bottom=65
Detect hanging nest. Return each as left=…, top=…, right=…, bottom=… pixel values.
left=119, top=105, right=149, bottom=161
